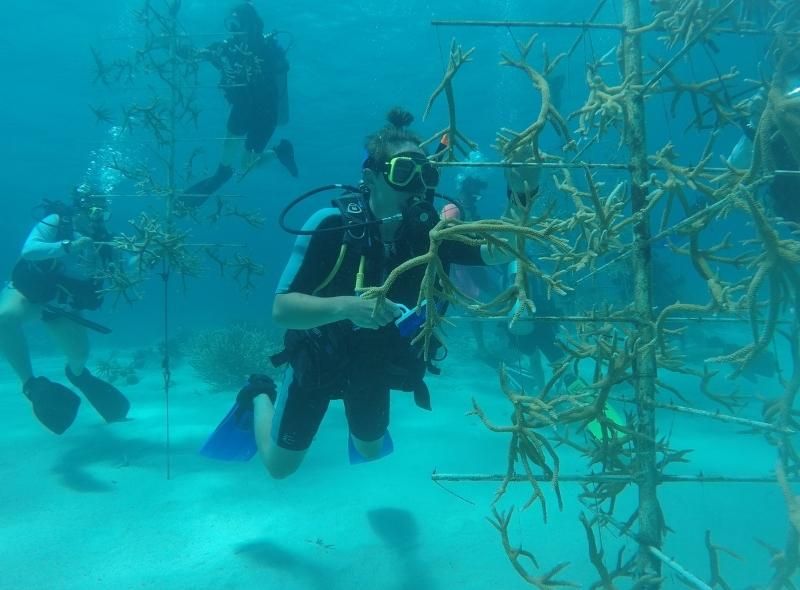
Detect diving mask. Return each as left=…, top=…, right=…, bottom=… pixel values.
left=225, top=12, right=242, bottom=33
left=381, top=152, right=440, bottom=194
left=76, top=196, right=112, bottom=222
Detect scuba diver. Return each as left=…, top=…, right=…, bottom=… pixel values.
left=181, top=2, right=298, bottom=209
left=201, top=107, right=525, bottom=476
left=440, top=154, right=503, bottom=355
left=729, top=39, right=800, bottom=223
left=0, top=187, right=130, bottom=434
left=462, top=149, right=563, bottom=380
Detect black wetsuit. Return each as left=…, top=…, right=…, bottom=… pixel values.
left=208, top=34, right=289, bottom=153
left=271, top=203, right=485, bottom=451
left=182, top=34, right=289, bottom=205
left=769, top=134, right=800, bottom=223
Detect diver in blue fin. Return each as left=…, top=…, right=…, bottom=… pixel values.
left=235, top=107, right=526, bottom=480
left=200, top=373, right=276, bottom=461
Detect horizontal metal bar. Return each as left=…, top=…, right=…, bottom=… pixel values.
left=431, top=473, right=800, bottom=484
left=430, top=19, right=627, bottom=31
left=75, top=138, right=244, bottom=144
left=446, top=314, right=641, bottom=324
left=101, top=83, right=246, bottom=90
left=95, top=242, right=245, bottom=248
left=445, top=315, right=791, bottom=325
left=615, top=397, right=796, bottom=434
left=95, top=193, right=245, bottom=198
left=436, top=160, right=800, bottom=177
left=429, top=19, right=793, bottom=38
left=436, top=161, right=632, bottom=171
left=99, top=32, right=244, bottom=42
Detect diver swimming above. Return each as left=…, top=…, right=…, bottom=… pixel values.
left=180, top=2, right=298, bottom=209
left=201, top=107, right=529, bottom=477
left=0, top=186, right=131, bottom=434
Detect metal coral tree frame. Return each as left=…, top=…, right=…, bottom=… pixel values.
left=367, top=1, right=800, bottom=588
left=89, top=0, right=268, bottom=478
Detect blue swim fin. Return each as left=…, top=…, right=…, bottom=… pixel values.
left=348, top=431, right=394, bottom=465
left=200, top=401, right=257, bottom=462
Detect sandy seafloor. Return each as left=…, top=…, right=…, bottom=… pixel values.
left=0, top=323, right=795, bottom=590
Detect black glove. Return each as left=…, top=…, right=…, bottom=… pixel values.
left=236, top=374, right=277, bottom=410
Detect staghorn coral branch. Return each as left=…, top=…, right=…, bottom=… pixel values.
left=489, top=507, right=578, bottom=589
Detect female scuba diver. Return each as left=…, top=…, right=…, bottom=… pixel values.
left=201, top=108, right=526, bottom=478
left=181, top=2, right=298, bottom=209
left=0, top=187, right=130, bottom=434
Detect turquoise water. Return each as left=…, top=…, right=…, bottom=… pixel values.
left=0, top=1, right=796, bottom=588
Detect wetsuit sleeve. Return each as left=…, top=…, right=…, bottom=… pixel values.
left=439, top=240, right=484, bottom=266
left=275, top=209, right=343, bottom=295
left=21, top=215, right=67, bottom=261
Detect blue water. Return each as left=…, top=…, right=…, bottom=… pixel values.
left=0, top=1, right=795, bottom=589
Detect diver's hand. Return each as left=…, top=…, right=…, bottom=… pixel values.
left=344, top=296, right=403, bottom=329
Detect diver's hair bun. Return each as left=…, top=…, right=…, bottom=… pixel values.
left=387, top=107, right=414, bottom=129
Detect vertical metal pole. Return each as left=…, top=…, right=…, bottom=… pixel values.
left=160, top=9, right=179, bottom=480
left=621, top=0, right=662, bottom=584
left=167, top=12, right=178, bottom=220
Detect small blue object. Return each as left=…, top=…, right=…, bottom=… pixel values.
left=395, top=301, right=429, bottom=337
left=199, top=401, right=258, bottom=462
left=348, top=430, right=394, bottom=464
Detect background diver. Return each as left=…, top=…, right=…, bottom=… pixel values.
left=181, top=2, right=298, bottom=209
left=0, top=188, right=130, bottom=434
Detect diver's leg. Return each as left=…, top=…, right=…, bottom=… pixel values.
left=183, top=163, right=235, bottom=204
left=253, top=395, right=307, bottom=479
left=221, top=132, right=245, bottom=169
left=0, top=286, right=39, bottom=385
left=179, top=107, right=246, bottom=208
left=255, top=368, right=328, bottom=479
left=346, top=386, right=391, bottom=460
left=350, top=434, right=386, bottom=459
left=239, top=147, right=276, bottom=179
left=1, top=286, right=83, bottom=433
left=238, top=102, right=276, bottom=177
left=182, top=139, right=236, bottom=208
left=44, top=315, right=89, bottom=376
left=239, top=97, right=299, bottom=178
left=470, top=320, right=487, bottom=355
left=48, top=316, right=130, bottom=423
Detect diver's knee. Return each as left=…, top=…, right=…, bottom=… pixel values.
left=260, top=446, right=304, bottom=480
left=261, top=457, right=299, bottom=480
left=0, top=308, right=23, bottom=336
left=263, top=464, right=296, bottom=480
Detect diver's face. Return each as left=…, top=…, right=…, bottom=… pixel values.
left=366, top=143, right=428, bottom=217
left=74, top=199, right=110, bottom=233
